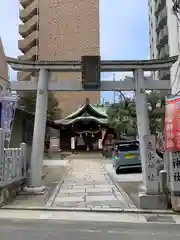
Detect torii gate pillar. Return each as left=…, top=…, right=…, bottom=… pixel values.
left=28, top=69, right=49, bottom=190
left=134, top=69, right=150, bottom=185
left=135, top=69, right=168, bottom=209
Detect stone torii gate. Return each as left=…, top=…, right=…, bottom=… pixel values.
left=6, top=56, right=177, bottom=206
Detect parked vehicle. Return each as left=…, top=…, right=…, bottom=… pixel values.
left=112, top=140, right=141, bottom=174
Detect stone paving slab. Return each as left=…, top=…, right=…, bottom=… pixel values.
left=54, top=202, right=86, bottom=208
left=86, top=195, right=116, bottom=202
left=87, top=191, right=113, bottom=196
left=51, top=158, right=136, bottom=209
left=59, top=188, right=86, bottom=193
left=55, top=196, right=85, bottom=203
left=86, top=187, right=113, bottom=192
left=86, top=201, right=123, bottom=208
left=58, top=192, right=86, bottom=197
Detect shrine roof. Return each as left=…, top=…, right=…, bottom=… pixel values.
left=64, top=101, right=108, bottom=120
left=55, top=116, right=108, bottom=125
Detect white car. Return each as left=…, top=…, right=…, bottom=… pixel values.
left=112, top=140, right=141, bottom=174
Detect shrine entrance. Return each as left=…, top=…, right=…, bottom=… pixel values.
left=55, top=98, right=109, bottom=152
left=7, top=55, right=176, bottom=201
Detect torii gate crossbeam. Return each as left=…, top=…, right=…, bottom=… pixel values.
left=10, top=78, right=170, bottom=91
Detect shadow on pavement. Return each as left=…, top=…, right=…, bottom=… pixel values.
left=116, top=167, right=142, bottom=175
left=116, top=168, right=143, bottom=208
left=119, top=181, right=142, bottom=208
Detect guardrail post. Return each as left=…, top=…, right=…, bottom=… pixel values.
left=0, top=129, right=4, bottom=182
left=164, top=151, right=170, bottom=191
left=20, top=143, right=27, bottom=178
left=160, top=170, right=168, bottom=194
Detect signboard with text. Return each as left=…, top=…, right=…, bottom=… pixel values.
left=170, top=152, right=180, bottom=194
left=164, top=96, right=180, bottom=152
left=144, top=134, right=159, bottom=194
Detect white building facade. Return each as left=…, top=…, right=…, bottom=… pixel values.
left=148, top=0, right=180, bottom=93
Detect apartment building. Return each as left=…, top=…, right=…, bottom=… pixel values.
left=149, top=0, right=180, bottom=94
left=18, top=0, right=100, bottom=117
left=148, top=0, right=170, bottom=81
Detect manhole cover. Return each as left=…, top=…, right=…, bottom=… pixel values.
left=145, top=215, right=175, bottom=223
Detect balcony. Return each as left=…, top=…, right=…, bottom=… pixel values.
left=19, top=31, right=38, bottom=54
left=19, top=15, right=38, bottom=38
left=18, top=45, right=38, bottom=61
left=156, top=7, right=167, bottom=32
left=158, top=44, right=169, bottom=59
left=155, top=0, right=166, bottom=16
left=157, top=25, right=168, bottom=49
left=159, top=70, right=170, bottom=80
left=20, top=0, right=38, bottom=23
left=20, top=0, right=34, bottom=8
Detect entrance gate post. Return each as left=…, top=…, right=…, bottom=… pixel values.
left=29, top=69, right=49, bottom=188
left=134, top=68, right=168, bottom=209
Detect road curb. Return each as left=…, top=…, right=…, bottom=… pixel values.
left=45, top=180, right=64, bottom=207
left=103, top=164, right=136, bottom=209
left=102, top=164, right=179, bottom=215
left=0, top=205, right=178, bottom=215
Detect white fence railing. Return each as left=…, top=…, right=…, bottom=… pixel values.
left=0, top=129, right=27, bottom=187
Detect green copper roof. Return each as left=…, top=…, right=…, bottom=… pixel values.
left=65, top=104, right=86, bottom=119
left=65, top=103, right=108, bottom=119
left=90, top=104, right=108, bottom=117
left=55, top=116, right=108, bottom=125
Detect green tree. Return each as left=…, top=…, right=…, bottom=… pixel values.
left=107, top=98, right=137, bottom=138
left=147, top=90, right=165, bottom=134
left=107, top=91, right=165, bottom=137
left=19, top=91, right=61, bottom=120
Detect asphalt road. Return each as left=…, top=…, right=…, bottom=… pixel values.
left=0, top=219, right=179, bottom=240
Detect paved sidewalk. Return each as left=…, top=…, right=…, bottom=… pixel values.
left=104, top=163, right=143, bottom=208
left=105, top=163, right=143, bottom=182
left=0, top=209, right=180, bottom=224
left=50, top=158, right=136, bottom=209
left=4, top=160, right=70, bottom=208
left=43, top=159, right=70, bottom=167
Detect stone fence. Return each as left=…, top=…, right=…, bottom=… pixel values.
left=0, top=129, right=27, bottom=205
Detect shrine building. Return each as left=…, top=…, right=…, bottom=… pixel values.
left=54, top=98, right=112, bottom=152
